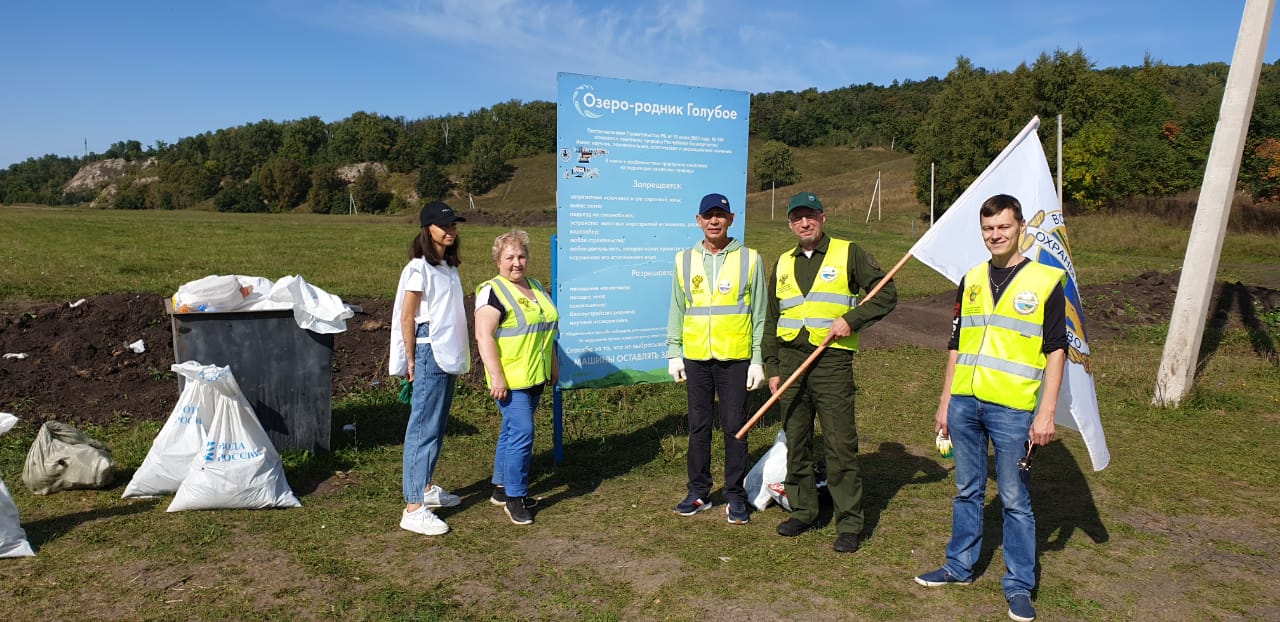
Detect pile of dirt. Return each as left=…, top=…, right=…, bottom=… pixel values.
left=1, top=272, right=1275, bottom=427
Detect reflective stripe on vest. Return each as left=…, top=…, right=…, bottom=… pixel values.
left=951, top=261, right=1065, bottom=411
left=774, top=238, right=860, bottom=351
left=675, top=247, right=756, bottom=360
left=479, top=276, right=559, bottom=390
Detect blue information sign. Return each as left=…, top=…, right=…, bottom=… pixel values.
left=555, top=73, right=750, bottom=388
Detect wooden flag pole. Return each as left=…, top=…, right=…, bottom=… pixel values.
left=735, top=251, right=916, bottom=439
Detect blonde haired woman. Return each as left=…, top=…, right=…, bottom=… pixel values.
left=474, top=230, right=558, bottom=525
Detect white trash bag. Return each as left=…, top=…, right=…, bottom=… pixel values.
left=167, top=367, right=301, bottom=512
left=745, top=430, right=789, bottom=511
left=172, top=275, right=250, bottom=313
left=265, top=275, right=353, bottom=335
left=744, top=430, right=829, bottom=512
left=122, top=362, right=222, bottom=498
left=0, top=413, right=35, bottom=557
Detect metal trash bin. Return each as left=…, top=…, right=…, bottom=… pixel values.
left=168, top=301, right=332, bottom=453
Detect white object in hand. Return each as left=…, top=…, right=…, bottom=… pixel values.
left=746, top=363, right=765, bottom=390
left=668, top=358, right=686, bottom=382
left=935, top=430, right=953, bottom=459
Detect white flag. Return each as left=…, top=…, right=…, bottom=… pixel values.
left=911, top=116, right=1110, bottom=471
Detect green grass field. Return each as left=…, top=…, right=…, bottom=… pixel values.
left=1, top=162, right=1279, bottom=620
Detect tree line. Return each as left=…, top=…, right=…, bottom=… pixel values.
left=1, top=50, right=1277, bottom=213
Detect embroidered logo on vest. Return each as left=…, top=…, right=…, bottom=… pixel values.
left=1013, top=291, right=1039, bottom=315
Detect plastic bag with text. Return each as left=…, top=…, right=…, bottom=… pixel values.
left=167, top=368, right=301, bottom=512
left=122, top=362, right=222, bottom=498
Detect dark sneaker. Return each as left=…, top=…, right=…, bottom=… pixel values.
left=492, top=487, right=539, bottom=509
left=776, top=517, right=813, bottom=537
left=504, top=497, right=534, bottom=525
left=914, top=568, right=973, bottom=587
left=674, top=494, right=713, bottom=516
left=1007, top=594, right=1036, bottom=622
left=726, top=500, right=750, bottom=525
left=833, top=533, right=862, bottom=553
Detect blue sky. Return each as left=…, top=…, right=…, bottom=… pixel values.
left=2, top=0, right=1276, bottom=168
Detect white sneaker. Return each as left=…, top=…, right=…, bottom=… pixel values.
left=400, top=507, right=449, bottom=536
left=423, top=484, right=461, bottom=508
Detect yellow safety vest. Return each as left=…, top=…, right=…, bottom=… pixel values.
left=951, top=261, right=1066, bottom=411
left=675, top=246, right=757, bottom=360
left=775, top=238, right=860, bottom=351
left=478, top=276, right=559, bottom=390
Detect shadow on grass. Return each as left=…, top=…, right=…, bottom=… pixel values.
left=332, top=396, right=481, bottom=451
left=284, top=395, right=482, bottom=497
left=861, top=441, right=950, bottom=537
left=970, top=440, right=1109, bottom=584
left=1198, top=282, right=1279, bottom=375
left=23, top=497, right=161, bottom=551
left=481, top=412, right=688, bottom=513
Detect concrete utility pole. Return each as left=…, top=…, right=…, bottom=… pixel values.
left=1154, top=0, right=1275, bottom=406
left=1056, top=114, right=1064, bottom=209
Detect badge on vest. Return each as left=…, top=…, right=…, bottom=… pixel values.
left=718, top=280, right=732, bottom=294
left=1013, top=291, right=1039, bottom=315
left=966, top=283, right=981, bottom=303
left=691, top=275, right=705, bottom=293
left=819, top=266, right=839, bottom=282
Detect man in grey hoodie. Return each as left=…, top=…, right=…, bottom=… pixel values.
left=667, top=192, right=767, bottom=525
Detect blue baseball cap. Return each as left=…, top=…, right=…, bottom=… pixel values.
left=698, top=193, right=732, bottom=215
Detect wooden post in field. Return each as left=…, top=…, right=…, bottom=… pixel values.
left=1154, top=0, right=1275, bottom=406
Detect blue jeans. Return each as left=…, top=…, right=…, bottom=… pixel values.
left=492, top=385, right=543, bottom=498
left=942, top=395, right=1036, bottom=598
left=402, top=325, right=456, bottom=504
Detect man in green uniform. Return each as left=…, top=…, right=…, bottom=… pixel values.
left=763, top=191, right=897, bottom=553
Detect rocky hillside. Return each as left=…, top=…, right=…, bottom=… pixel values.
left=61, top=157, right=156, bottom=195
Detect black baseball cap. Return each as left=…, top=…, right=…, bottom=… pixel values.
left=420, top=201, right=466, bottom=227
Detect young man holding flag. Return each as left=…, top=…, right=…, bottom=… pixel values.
left=914, top=194, right=1067, bottom=622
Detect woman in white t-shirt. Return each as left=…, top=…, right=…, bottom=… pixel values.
left=389, top=201, right=471, bottom=536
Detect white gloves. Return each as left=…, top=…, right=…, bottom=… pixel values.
left=746, top=363, right=765, bottom=391
left=669, top=359, right=763, bottom=388
left=668, top=358, right=686, bottom=382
